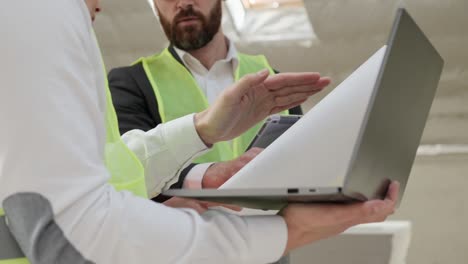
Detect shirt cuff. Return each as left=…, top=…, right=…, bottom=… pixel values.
left=183, top=163, right=213, bottom=189
left=245, top=215, right=288, bottom=263
left=162, top=114, right=210, bottom=165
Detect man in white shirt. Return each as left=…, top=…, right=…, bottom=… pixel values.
left=108, top=0, right=311, bottom=208
left=0, top=1, right=399, bottom=264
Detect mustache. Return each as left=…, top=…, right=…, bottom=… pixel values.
left=174, top=6, right=203, bottom=23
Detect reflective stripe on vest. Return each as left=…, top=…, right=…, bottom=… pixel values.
left=136, top=49, right=288, bottom=163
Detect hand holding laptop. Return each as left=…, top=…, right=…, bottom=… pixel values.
left=164, top=197, right=242, bottom=214
left=280, top=181, right=399, bottom=255
left=164, top=148, right=264, bottom=213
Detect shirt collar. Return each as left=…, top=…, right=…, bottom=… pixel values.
left=173, top=38, right=239, bottom=73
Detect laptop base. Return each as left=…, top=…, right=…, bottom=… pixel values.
left=163, top=187, right=363, bottom=210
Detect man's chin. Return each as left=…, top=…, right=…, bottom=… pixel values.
left=175, top=39, right=206, bottom=51
left=176, top=23, right=202, bottom=33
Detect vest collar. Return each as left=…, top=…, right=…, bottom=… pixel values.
left=168, top=45, right=186, bottom=68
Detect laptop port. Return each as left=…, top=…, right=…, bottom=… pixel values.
left=288, top=188, right=299, bottom=194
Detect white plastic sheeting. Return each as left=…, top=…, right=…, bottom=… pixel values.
left=224, top=0, right=316, bottom=45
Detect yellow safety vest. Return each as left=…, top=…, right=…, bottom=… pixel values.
left=136, top=48, right=288, bottom=163
left=0, top=81, right=147, bottom=264
left=103, top=83, right=148, bottom=198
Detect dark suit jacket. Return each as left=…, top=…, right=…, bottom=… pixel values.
left=108, top=47, right=302, bottom=201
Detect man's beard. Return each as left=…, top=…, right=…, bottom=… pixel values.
left=159, top=1, right=222, bottom=51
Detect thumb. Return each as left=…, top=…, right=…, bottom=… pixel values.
left=233, top=69, right=270, bottom=96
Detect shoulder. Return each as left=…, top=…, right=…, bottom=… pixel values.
left=108, top=63, right=144, bottom=81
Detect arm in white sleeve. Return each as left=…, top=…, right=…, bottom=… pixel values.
left=0, top=1, right=287, bottom=264
left=183, top=163, right=213, bottom=189
left=121, top=115, right=210, bottom=197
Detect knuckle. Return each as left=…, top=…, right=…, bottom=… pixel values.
left=244, top=73, right=257, bottom=82
left=275, top=97, right=285, bottom=105
left=251, top=147, right=263, bottom=153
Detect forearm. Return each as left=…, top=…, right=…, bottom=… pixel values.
left=58, top=187, right=287, bottom=264
left=121, top=114, right=210, bottom=198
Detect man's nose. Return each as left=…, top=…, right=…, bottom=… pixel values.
left=177, top=0, right=195, bottom=10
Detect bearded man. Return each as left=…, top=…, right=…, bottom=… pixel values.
left=107, top=0, right=314, bottom=204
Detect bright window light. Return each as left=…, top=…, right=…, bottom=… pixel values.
left=242, top=0, right=304, bottom=9
left=224, top=0, right=316, bottom=45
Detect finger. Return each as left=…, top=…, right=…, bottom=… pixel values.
left=385, top=181, right=400, bottom=203
left=237, top=148, right=263, bottom=166
left=248, top=147, right=264, bottom=152
left=315, top=77, right=332, bottom=88
left=201, top=201, right=242, bottom=212
left=270, top=76, right=330, bottom=96
left=247, top=147, right=264, bottom=156
left=232, top=69, right=270, bottom=95
left=269, top=99, right=308, bottom=115
left=275, top=92, right=318, bottom=107
left=222, top=205, right=243, bottom=212
left=361, top=182, right=400, bottom=220
left=271, top=83, right=326, bottom=97
left=165, top=198, right=210, bottom=214
left=244, top=147, right=263, bottom=158
left=265, top=72, right=322, bottom=91
left=270, top=82, right=327, bottom=114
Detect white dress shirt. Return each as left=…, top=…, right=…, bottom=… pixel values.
left=0, top=1, right=287, bottom=263
left=174, top=42, right=240, bottom=189
left=174, top=41, right=239, bottom=105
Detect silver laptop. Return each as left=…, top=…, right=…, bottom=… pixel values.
left=163, top=8, right=444, bottom=210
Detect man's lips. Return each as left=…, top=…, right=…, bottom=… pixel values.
left=176, top=16, right=200, bottom=24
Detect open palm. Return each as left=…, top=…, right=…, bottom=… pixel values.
left=195, top=69, right=331, bottom=144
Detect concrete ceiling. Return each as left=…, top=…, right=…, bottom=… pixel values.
left=94, top=0, right=468, bottom=146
